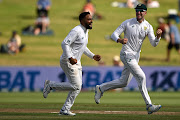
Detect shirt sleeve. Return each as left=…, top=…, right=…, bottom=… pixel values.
left=111, top=20, right=127, bottom=42
left=147, top=25, right=161, bottom=47
left=61, top=30, right=78, bottom=58
left=83, top=47, right=95, bottom=59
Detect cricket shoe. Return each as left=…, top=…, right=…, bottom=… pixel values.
left=146, top=104, right=162, bottom=114
left=59, top=109, right=76, bottom=116
left=43, top=80, right=50, bottom=98
left=94, top=85, right=103, bottom=104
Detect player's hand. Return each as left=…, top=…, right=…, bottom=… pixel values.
left=156, top=29, right=162, bottom=39
left=117, top=38, right=128, bottom=44
left=93, top=55, right=101, bottom=61
left=69, top=57, right=77, bottom=65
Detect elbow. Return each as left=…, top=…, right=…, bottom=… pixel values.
left=110, top=34, right=114, bottom=40
left=61, top=41, right=65, bottom=46
left=61, top=41, right=67, bottom=49
left=152, top=43, right=158, bottom=47
left=61, top=43, right=63, bottom=48
left=111, top=33, right=117, bottom=41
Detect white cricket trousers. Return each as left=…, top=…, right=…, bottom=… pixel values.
left=100, top=51, right=152, bottom=105
left=49, top=61, right=82, bottom=111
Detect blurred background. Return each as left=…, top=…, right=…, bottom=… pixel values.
left=0, top=1, right=180, bottom=120
left=0, top=0, right=179, bottom=92
left=0, top=0, right=179, bottom=66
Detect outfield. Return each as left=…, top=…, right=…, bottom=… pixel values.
left=0, top=0, right=180, bottom=120
left=0, top=91, right=180, bottom=120
left=0, top=0, right=179, bottom=66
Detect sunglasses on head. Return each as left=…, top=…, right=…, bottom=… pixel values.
left=136, top=9, right=145, bottom=12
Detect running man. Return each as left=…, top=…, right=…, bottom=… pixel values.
left=43, top=12, right=101, bottom=116
left=94, top=4, right=162, bottom=114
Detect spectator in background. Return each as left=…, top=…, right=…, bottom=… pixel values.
left=1, top=31, right=26, bottom=54
left=127, top=0, right=139, bottom=8
left=81, top=0, right=102, bottom=20
left=112, top=0, right=159, bottom=8
left=166, top=20, right=180, bottom=62
left=157, top=17, right=170, bottom=42
left=34, top=11, right=50, bottom=35
left=7, top=31, right=21, bottom=54
left=142, top=0, right=159, bottom=8
left=112, top=0, right=139, bottom=8
left=98, top=60, right=106, bottom=66
left=82, top=0, right=95, bottom=17
left=113, top=55, right=124, bottom=67
left=37, top=0, right=51, bottom=17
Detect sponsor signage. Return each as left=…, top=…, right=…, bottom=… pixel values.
left=0, top=66, right=179, bottom=91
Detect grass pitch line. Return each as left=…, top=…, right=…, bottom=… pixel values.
left=50, top=110, right=180, bottom=115
left=50, top=112, right=59, bottom=113
left=0, top=109, right=179, bottom=115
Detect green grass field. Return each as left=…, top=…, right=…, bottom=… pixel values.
left=0, top=91, right=180, bottom=120
left=0, top=1, right=180, bottom=119
left=0, top=0, right=179, bottom=66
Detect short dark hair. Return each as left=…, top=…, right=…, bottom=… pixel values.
left=79, top=12, right=90, bottom=22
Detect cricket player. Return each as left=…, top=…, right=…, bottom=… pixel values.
left=94, top=4, right=162, bottom=114
left=43, top=12, right=101, bottom=116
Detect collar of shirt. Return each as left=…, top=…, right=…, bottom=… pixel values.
left=135, top=18, right=145, bottom=24
left=80, top=24, right=88, bottom=33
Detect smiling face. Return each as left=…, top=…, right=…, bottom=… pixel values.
left=136, top=10, right=147, bottom=23
left=81, top=14, right=93, bottom=29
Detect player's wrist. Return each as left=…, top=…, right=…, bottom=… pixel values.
left=117, top=38, right=121, bottom=43
left=68, top=57, right=72, bottom=61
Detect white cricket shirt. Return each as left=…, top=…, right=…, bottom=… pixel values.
left=111, top=18, right=160, bottom=53
left=60, top=24, right=94, bottom=63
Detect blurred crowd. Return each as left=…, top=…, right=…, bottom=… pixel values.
left=0, top=0, right=179, bottom=62
left=111, top=0, right=160, bottom=8
left=0, top=31, right=25, bottom=55
left=22, top=0, right=51, bottom=36
left=157, top=10, right=180, bottom=62
left=81, top=0, right=102, bottom=20
left=0, top=0, right=52, bottom=55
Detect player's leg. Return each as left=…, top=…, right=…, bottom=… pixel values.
left=122, top=52, right=152, bottom=105
left=60, top=89, right=81, bottom=116
left=95, top=51, right=135, bottom=104
left=59, top=63, right=82, bottom=116
left=49, top=61, right=81, bottom=91
left=99, top=66, right=133, bottom=92
left=43, top=61, right=79, bottom=98
left=43, top=80, right=51, bottom=98
left=166, top=42, right=172, bottom=61
left=175, top=43, right=180, bottom=54
left=122, top=53, right=161, bottom=114
left=95, top=66, right=132, bottom=104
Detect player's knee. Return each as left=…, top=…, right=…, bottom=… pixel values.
left=138, top=73, right=146, bottom=81
left=137, top=74, right=146, bottom=88
left=121, top=82, right=128, bottom=87
left=118, top=80, right=128, bottom=87
left=118, top=79, right=128, bottom=87
left=73, top=84, right=82, bottom=91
